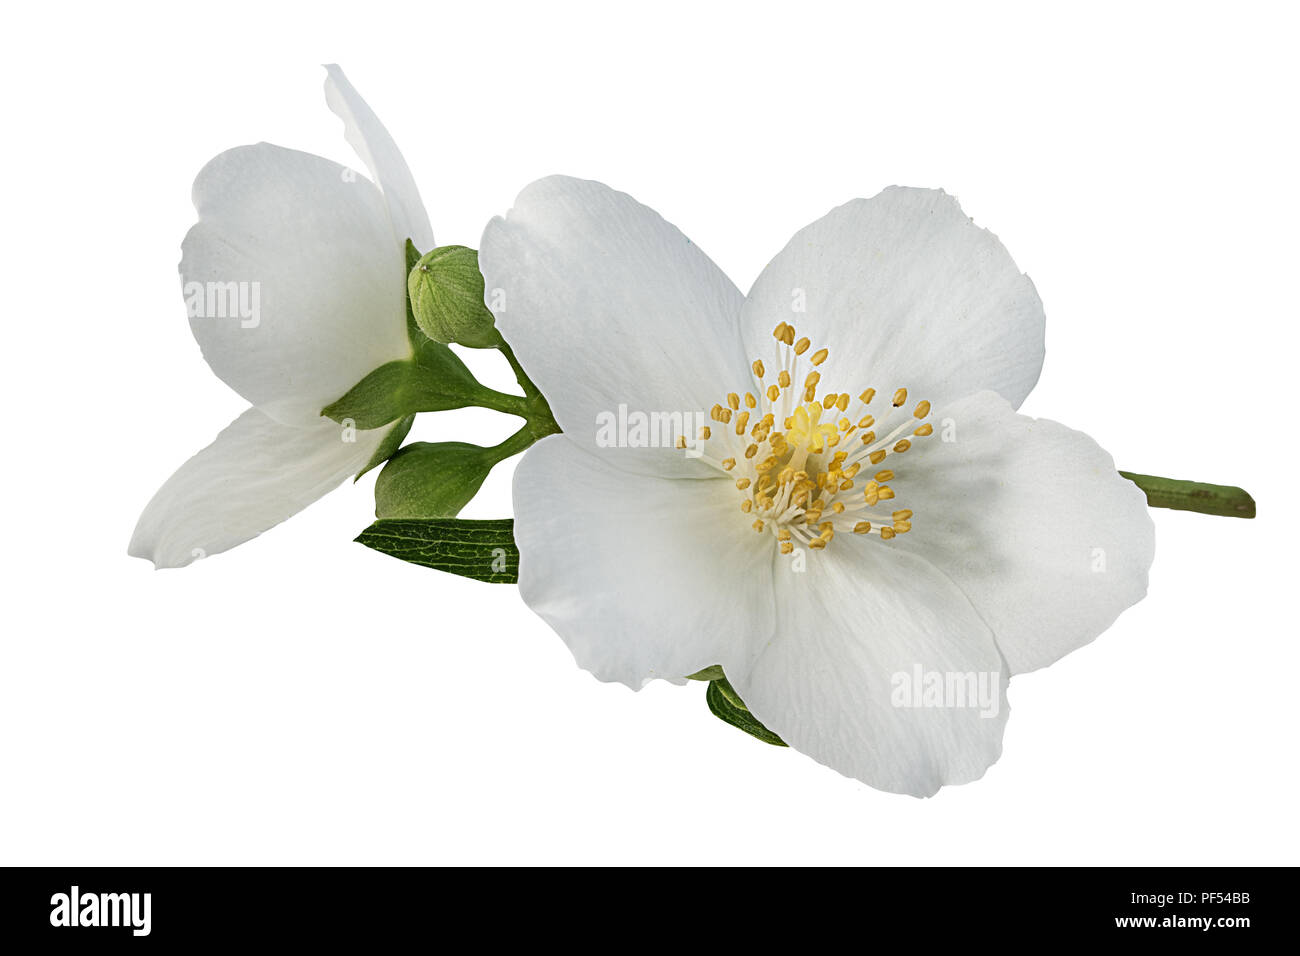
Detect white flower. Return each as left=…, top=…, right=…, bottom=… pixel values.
left=130, top=66, right=433, bottom=568
left=480, top=176, right=1155, bottom=796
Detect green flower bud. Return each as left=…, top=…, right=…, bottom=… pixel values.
left=407, top=245, right=503, bottom=349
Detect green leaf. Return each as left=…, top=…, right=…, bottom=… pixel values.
left=355, top=518, right=518, bottom=583
left=686, top=665, right=725, bottom=681
left=1119, top=471, right=1256, bottom=518
left=408, top=245, right=503, bottom=349
left=355, top=414, right=414, bottom=480
left=374, top=442, right=499, bottom=519
left=321, top=351, right=482, bottom=430
left=706, top=677, right=786, bottom=747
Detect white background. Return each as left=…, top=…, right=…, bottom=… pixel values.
left=2, top=1, right=1296, bottom=865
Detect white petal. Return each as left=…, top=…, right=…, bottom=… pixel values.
left=181, top=144, right=412, bottom=426
left=891, top=391, right=1155, bottom=674
left=513, top=435, right=776, bottom=688
left=481, top=176, right=754, bottom=479
left=742, top=187, right=1045, bottom=410
left=323, top=64, right=434, bottom=251
left=129, top=408, right=390, bottom=569
left=728, top=538, right=1009, bottom=797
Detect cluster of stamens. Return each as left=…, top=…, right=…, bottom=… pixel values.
left=678, top=322, right=933, bottom=556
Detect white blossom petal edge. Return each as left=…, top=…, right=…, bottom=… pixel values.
left=130, top=66, right=430, bottom=568
left=481, top=176, right=1155, bottom=796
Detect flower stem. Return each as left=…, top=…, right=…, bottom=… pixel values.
left=497, top=339, right=561, bottom=441
left=1120, top=471, right=1256, bottom=519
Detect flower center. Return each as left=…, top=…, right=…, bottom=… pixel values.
left=680, top=322, right=933, bottom=556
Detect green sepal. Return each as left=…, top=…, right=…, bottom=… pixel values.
left=321, top=349, right=482, bottom=430
left=706, top=676, right=786, bottom=747
left=355, top=518, right=518, bottom=583
left=408, top=245, right=503, bottom=349
left=355, top=414, right=414, bottom=480
left=374, top=442, right=499, bottom=519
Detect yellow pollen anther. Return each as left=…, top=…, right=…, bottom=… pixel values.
left=773, top=322, right=788, bottom=341
left=741, top=500, right=753, bottom=513
left=860, top=388, right=876, bottom=405
left=893, top=439, right=911, bottom=453
left=914, top=400, right=931, bottom=418
left=721, top=457, right=736, bottom=470
left=794, top=337, right=811, bottom=355
left=744, top=444, right=759, bottom=459
left=854, top=521, right=871, bottom=534
left=804, top=371, right=820, bottom=389
left=736, top=478, right=751, bottom=490
left=719, top=408, right=732, bottom=424
left=893, top=520, right=912, bottom=534
left=914, top=424, right=933, bottom=437
left=880, top=527, right=896, bottom=540
left=831, top=502, right=845, bottom=514
left=782, top=325, right=795, bottom=346
left=734, top=411, right=750, bottom=435
left=893, top=509, right=913, bottom=521
left=675, top=435, right=687, bottom=449
left=860, top=430, right=876, bottom=445
left=727, top=393, right=740, bottom=410
left=698, top=426, right=711, bottom=440
left=780, top=541, right=794, bottom=554
left=869, top=450, right=887, bottom=465
left=803, top=386, right=816, bottom=403
left=809, top=538, right=827, bottom=550
left=822, top=393, right=837, bottom=410
left=893, top=388, right=908, bottom=407
left=777, top=529, right=792, bottom=541
left=875, top=469, right=894, bottom=482
left=858, top=415, right=874, bottom=429
left=843, top=462, right=861, bottom=478
left=838, top=417, right=851, bottom=431
left=752, top=360, right=765, bottom=379
left=752, top=519, right=765, bottom=533
left=767, top=384, right=781, bottom=402
left=877, top=486, right=896, bottom=501
left=778, top=370, right=792, bottom=388
left=836, top=393, right=849, bottom=412
left=711, top=404, right=723, bottom=421
left=745, top=392, right=757, bottom=408
left=811, top=348, right=829, bottom=366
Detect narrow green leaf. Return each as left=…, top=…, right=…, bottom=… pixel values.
left=408, top=245, right=503, bottom=349
left=355, top=518, right=518, bottom=583
left=374, top=442, right=498, bottom=519
left=1119, top=471, right=1256, bottom=518
left=686, top=665, right=725, bottom=681
left=355, top=414, right=414, bottom=480
left=706, top=677, right=786, bottom=747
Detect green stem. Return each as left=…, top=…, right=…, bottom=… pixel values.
left=499, top=339, right=541, bottom=400
left=472, top=386, right=532, bottom=419
left=1120, top=472, right=1256, bottom=519
left=488, top=423, right=539, bottom=464
left=496, top=340, right=561, bottom=441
